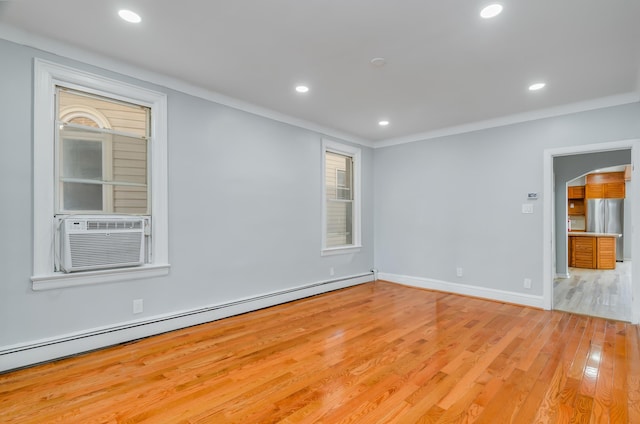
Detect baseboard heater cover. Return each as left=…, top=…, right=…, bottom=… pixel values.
left=0, top=272, right=373, bottom=372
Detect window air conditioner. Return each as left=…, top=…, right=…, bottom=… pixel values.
left=60, top=216, right=145, bottom=273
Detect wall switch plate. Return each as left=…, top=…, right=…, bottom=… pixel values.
left=329, top=267, right=335, bottom=276
left=133, top=299, right=143, bottom=314
left=456, top=267, right=463, bottom=277
left=524, top=278, right=532, bottom=289
left=522, top=203, right=534, bottom=214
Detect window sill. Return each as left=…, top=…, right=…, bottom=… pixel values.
left=31, top=264, right=170, bottom=291
left=321, top=246, right=362, bottom=256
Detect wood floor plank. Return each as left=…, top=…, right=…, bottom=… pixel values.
left=610, top=321, right=629, bottom=423
left=1, top=281, right=638, bottom=423
left=590, top=320, right=616, bottom=423
left=627, top=325, right=640, bottom=422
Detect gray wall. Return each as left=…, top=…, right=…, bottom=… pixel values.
left=0, top=38, right=374, bottom=348
left=2, top=33, right=640, bottom=352
left=375, top=104, right=640, bottom=296
left=554, top=151, right=632, bottom=276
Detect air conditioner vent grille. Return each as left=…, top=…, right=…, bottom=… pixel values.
left=86, top=220, right=142, bottom=230
left=69, top=233, right=143, bottom=268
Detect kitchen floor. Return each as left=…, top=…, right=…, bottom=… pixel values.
left=554, top=261, right=632, bottom=322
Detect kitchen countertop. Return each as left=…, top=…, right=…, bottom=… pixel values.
left=568, top=232, right=621, bottom=237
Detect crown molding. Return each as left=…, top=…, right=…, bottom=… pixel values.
left=2, top=23, right=637, bottom=151
left=0, top=24, right=374, bottom=149
left=374, top=92, right=640, bottom=149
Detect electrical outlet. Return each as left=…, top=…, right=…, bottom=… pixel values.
left=522, top=203, right=534, bottom=214
left=133, top=299, right=144, bottom=314
left=456, top=267, right=463, bottom=277
left=523, top=278, right=532, bottom=289
left=329, top=267, right=335, bottom=276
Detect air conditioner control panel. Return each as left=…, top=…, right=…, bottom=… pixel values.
left=66, top=220, right=87, bottom=231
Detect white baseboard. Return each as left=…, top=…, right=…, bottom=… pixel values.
left=0, top=273, right=373, bottom=372
left=555, top=272, right=571, bottom=279
left=378, top=272, right=544, bottom=309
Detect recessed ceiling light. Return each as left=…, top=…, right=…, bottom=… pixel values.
left=118, top=9, right=142, bottom=23
left=378, top=120, right=390, bottom=127
left=529, top=82, right=546, bottom=91
left=295, top=85, right=309, bottom=93
left=480, top=4, right=503, bottom=19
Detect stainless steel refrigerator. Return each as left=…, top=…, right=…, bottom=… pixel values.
left=586, top=198, right=624, bottom=261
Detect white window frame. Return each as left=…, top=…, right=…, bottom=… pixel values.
left=57, top=128, right=114, bottom=214
left=32, top=59, right=170, bottom=290
left=321, top=138, right=361, bottom=256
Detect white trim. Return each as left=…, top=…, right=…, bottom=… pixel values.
left=379, top=272, right=544, bottom=309
left=0, top=25, right=372, bottom=148
left=321, top=246, right=362, bottom=256
left=375, top=93, right=640, bottom=148
left=321, top=139, right=362, bottom=254
left=1, top=273, right=373, bottom=372
left=33, top=59, right=169, bottom=287
left=631, top=145, right=640, bottom=324
left=31, top=264, right=170, bottom=291
left=3, top=25, right=638, bottom=151
left=543, top=139, right=640, bottom=323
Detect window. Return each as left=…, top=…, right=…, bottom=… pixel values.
left=322, top=139, right=361, bottom=255
left=32, top=59, right=169, bottom=289
left=56, top=88, right=150, bottom=215
left=335, top=168, right=350, bottom=200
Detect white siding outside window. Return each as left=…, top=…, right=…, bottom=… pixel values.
left=322, top=139, right=361, bottom=255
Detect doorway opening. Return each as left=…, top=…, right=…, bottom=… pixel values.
left=543, top=140, right=640, bottom=324
left=555, top=165, right=631, bottom=321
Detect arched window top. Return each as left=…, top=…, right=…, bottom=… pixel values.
left=57, top=87, right=147, bottom=137
left=59, top=105, right=111, bottom=129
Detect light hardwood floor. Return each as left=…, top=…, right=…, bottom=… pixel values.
left=2, top=281, right=639, bottom=423
left=554, top=261, right=632, bottom=322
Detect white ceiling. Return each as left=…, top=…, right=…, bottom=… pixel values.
left=1, top=0, right=640, bottom=144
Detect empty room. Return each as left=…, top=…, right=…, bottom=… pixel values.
left=1, top=1, right=640, bottom=422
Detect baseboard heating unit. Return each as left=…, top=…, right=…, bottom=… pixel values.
left=0, top=272, right=374, bottom=372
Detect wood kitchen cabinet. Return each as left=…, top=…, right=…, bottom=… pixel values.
left=585, top=172, right=625, bottom=199
left=625, top=165, right=632, bottom=181
left=603, top=182, right=625, bottom=198
left=569, top=236, right=596, bottom=269
left=585, top=182, right=625, bottom=199
left=567, top=186, right=585, bottom=199
left=596, top=237, right=616, bottom=270
left=567, top=199, right=585, bottom=215
left=585, top=183, right=604, bottom=199
left=568, top=234, right=617, bottom=269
